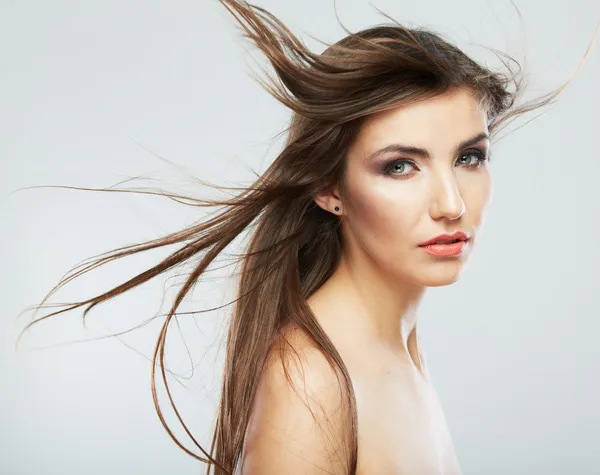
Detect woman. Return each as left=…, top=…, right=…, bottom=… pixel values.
left=16, top=1, right=597, bottom=474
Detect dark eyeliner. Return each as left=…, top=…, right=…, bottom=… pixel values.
left=459, top=148, right=490, bottom=166
left=382, top=147, right=490, bottom=177
left=382, top=158, right=417, bottom=177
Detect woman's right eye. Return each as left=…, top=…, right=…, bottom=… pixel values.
left=383, top=159, right=417, bottom=178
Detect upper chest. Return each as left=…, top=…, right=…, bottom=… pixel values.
left=347, top=357, right=462, bottom=475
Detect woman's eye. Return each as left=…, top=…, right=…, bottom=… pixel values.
left=383, top=150, right=488, bottom=177
left=457, top=150, right=488, bottom=167
left=383, top=159, right=416, bottom=177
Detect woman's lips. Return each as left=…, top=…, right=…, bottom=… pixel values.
left=419, top=240, right=468, bottom=257
left=419, top=231, right=470, bottom=247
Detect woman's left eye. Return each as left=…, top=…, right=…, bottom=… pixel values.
left=457, top=150, right=488, bottom=167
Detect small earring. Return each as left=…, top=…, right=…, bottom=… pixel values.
left=334, top=206, right=340, bottom=212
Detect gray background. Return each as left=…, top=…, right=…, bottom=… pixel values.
left=1, top=1, right=599, bottom=474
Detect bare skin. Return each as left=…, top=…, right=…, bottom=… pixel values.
left=307, top=267, right=463, bottom=474
left=241, top=87, right=492, bottom=474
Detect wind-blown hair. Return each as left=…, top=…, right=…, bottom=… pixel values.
left=15, top=1, right=597, bottom=474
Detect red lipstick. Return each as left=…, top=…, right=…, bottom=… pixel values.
left=418, top=231, right=470, bottom=257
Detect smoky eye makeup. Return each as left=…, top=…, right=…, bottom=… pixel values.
left=381, top=159, right=418, bottom=177
left=379, top=147, right=491, bottom=177
left=457, top=147, right=491, bottom=165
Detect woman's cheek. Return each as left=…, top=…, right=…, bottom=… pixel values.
left=361, top=191, right=420, bottom=250
left=465, top=171, right=492, bottom=221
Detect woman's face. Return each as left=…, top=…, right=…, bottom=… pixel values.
left=333, top=88, right=492, bottom=287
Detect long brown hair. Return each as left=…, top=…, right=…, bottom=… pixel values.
left=14, top=1, right=598, bottom=474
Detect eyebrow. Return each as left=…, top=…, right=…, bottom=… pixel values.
left=365, top=132, right=490, bottom=162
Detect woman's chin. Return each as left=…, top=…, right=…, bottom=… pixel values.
left=424, top=275, right=461, bottom=287
left=414, top=246, right=472, bottom=287
left=417, top=264, right=465, bottom=287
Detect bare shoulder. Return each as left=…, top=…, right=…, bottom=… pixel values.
left=240, top=324, right=352, bottom=474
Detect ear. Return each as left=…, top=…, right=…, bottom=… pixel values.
left=313, top=183, right=343, bottom=215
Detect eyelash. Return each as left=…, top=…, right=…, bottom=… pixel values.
left=382, top=149, right=490, bottom=178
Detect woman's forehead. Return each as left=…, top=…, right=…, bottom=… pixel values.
left=355, top=89, right=488, bottom=151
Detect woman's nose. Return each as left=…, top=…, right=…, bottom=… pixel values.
left=429, top=173, right=465, bottom=220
